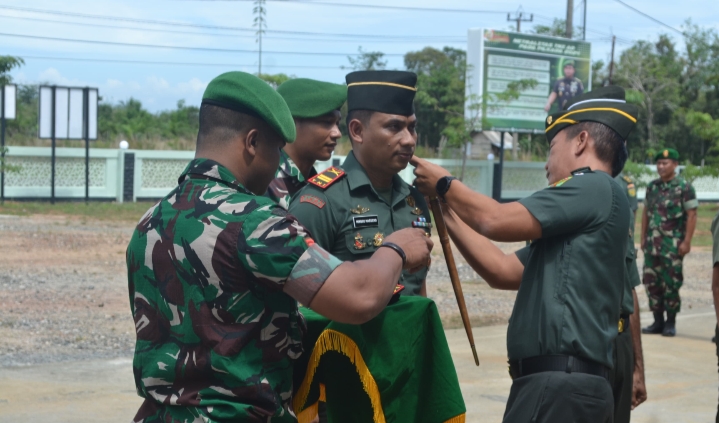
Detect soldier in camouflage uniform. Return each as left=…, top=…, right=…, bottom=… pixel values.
left=641, top=148, right=698, bottom=337
left=266, top=79, right=346, bottom=209
left=126, top=71, right=432, bottom=423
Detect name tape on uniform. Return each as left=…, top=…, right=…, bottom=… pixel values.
left=353, top=215, right=379, bottom=229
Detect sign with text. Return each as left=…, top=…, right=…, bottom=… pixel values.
left=466, top=29, right=591, bottom=133
left=38, top=86, right=98, bottom=139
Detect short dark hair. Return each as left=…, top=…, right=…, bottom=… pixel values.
left=346, top=109, right=374, bottom=130
left=563, top=122, right=627, bottom=177
left=196, top=103, right=256, bottom=150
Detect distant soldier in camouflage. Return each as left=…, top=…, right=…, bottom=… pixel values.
left=266, top=79, right=346, bottom=209
left=641, top=148, right=698, bottom=337
left=126, top=71, right=432, bottom=423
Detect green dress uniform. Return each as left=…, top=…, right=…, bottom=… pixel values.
left=712, top=210, right=719, bottom=423
left=611, top=173, right=642, bottom=423
left=642, top=149, right=698, bottom=316
left=503, top=86, right=638, bottom=423
left=289, top=151, right=431, bottom=296
left=126, top=72, right=345, bottom=422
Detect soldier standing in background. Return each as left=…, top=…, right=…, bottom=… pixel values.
left=265, top=78, right=346, bottom=209
left=544, top=60, right=585, bottom=112
left=641, top=148, right=698, bottom=337
left=612, top=172, right=647, bottom=422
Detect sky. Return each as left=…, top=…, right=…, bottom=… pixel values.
left=3, top=0, right=719, bottom=113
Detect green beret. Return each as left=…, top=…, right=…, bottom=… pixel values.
left=564, top=60, right=576, bottom=67
left=655, top=148, right=679, bottom=161
left=346, top=70, right=417, bottom=116
left=545, top=86, right=639, bottom=143
left=277, top=78, right=347, bottom=119
left=202, top=71, right=296, bottom=143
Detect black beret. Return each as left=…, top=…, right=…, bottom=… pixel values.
left=545, top=86, right=639, bottom=142
left=346, top=70, right=417, bottom=116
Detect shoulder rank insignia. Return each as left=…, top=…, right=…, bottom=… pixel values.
left=627, top=183, right=636, bottom=197
left=622, top=175, right=632, bottom=183
left=350, top=205, right=370, bottom=214
left=308, top=166, right=345, bottom=189
left=551, top=176, right=572, bottom=187
left=300, top=194, right=325, bottom=209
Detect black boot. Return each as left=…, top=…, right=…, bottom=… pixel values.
left=642, top=311, right=665, bottom=334
left=663, top=313, right=677, bottom=337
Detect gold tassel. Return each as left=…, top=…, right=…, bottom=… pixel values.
left=443, top=414, right=466, bottom=423
left=294, top=329, right=386, bottom=423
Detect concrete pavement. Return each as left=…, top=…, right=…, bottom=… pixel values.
left=1, top=309, right=716, bottom=422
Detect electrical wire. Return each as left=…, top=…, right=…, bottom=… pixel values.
left=612, top=0, right=684, bottom=35
left=19, top=55, right=339, bottom=68
left=172, top=0, right=510, bottom=14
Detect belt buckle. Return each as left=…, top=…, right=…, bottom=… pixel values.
left=618, top=318, right=624, bottom=333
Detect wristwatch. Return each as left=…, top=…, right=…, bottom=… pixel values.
left=436, top=176, right=457, bottom=199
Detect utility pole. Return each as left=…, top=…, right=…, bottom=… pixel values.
left=608, top=35, right=616, bottom=85
left=566, top=0, right=574, bottom=39
left=506, top=10, right=533, bottom=33
left=253, top=0, right=266, bottom=75
left=583, top=0, right=588, bottom=41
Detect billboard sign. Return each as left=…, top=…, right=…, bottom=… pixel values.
left=1, top=84, right=16, bottom=120
left=466, top=29, right=591, bottom=133
left=38, top=86, right=98, bottom=140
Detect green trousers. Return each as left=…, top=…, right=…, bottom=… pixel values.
left=610, top=329, right=634, bottom=423
left=502, top=371, right=614, bottom=423
left=643, top=254, right=683, bottom=314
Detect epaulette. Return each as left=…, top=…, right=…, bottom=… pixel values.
left=622, top=175, right=632, bottom=183
left=308, top=166, right=345, bottom=189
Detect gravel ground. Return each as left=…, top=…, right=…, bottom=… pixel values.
left=0, top=214, right=714, bottom=367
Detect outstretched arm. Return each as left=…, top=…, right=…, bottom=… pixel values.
left=630, top=289, right=647, bottom=409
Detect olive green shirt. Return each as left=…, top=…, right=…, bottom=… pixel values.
left=615, top=173, right=641, bottom=315
left=289, top=152, right=431, bottom=296
left=513, top=168, right=630, bottom=368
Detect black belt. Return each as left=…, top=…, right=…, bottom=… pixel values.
left=508, top=355, right=610, bottom=381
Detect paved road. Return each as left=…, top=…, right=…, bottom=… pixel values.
left=1, top=309, right=716, bottom=422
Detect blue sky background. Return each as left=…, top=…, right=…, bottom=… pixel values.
left=4, top=0, right=718, bottom=112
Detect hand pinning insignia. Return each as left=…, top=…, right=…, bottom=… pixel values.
left=350, top=205, right=371, bottom=214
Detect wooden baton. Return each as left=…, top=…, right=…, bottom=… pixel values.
left=429, top=197, right=480, bottom=366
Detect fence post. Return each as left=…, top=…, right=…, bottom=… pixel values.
left=123, top=152, right=135, bottom=203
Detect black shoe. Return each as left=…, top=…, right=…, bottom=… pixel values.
left=662, top=314, right=676, bottom=337
left=642, top=311, right=665, bottom=334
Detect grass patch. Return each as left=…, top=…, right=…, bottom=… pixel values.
left=635, top=203, right=718, bottom=248
left=0, top=201, right=156, bottom=223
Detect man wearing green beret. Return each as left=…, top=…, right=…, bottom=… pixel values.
left=411, top=86, right=638, bottom=423
left=125, top=71, right=432, bottom=423
left=640, top=148, right=698, bottom=337
left=544, top=60, right=585, bottom=112
left=289, top=70, right=432, bottom=297
left=266, top=78, right=346, bottom=209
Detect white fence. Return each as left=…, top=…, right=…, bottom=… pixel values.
left=3, top=147, right=718, bottom=202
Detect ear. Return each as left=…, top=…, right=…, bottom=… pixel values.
left=244, top=129, right=260, bottom=159
left=574, top=130, right=589, bottom=157
left=348, top=119, right=364, bottom=145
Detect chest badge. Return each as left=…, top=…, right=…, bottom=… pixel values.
left=373, top=232, right=384, bottom=247
left=406, top=196, right=416, bottom=207
left=412, top=216, right=433, bottom=229
left=351, top=205, right=370, bottom=214
left=354, top=233, right=366, bottom=250
left=411, top=207, right=424, bottom=216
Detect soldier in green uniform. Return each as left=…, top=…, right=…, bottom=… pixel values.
left=712, top=208, right=719, bottom=422
left=641, top=148, right=698, bottom=337
left=125, top=71, right=432, bottom=423
left=611, top=172, right=647, bottom=422
left=266, top=78, right=346, bottom=209
left=544, top=60, right=585, bottom=112
left=411, top=86, right=638, bottom=423
left=289, top=70, right=432, bottom=297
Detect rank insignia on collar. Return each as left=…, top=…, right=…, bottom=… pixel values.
left=411, top=207, right=424, bottom=216
left=406, top=195, right=416, bottom=208
left=354, top=233, right=366, bottom=250
left=373, top=232, right=384, bottom=247
left=350, top=205, right=370, bottom=214
left=308, top=166, right=345, bottom=189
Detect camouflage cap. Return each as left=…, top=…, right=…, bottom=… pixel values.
left=654, top=148, right=679, bottom=162
left=544, top=86, right=639, bottom=142
left=277, top=78, right=347, bottom=119
left=202, top=71, right=296, bottom=143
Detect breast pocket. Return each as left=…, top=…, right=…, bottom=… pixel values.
left=344, top=228, right=383, bottom=257
left=553, top=240, right=573, bottom=303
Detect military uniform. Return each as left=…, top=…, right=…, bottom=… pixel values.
left=290, top=152, right=431, bottom=296
left=552, top=76, right=584, bottom=110
left=503, top=86, right=637, bottom=423
left=711, top=210, right=719, bottom=423
left=611, top=173, right=642, bottom=423
left=126, top=72, right=345, bottom=422
left=642, top=173, right=698, bottom=315
left=266, top=150, right=315, bottom=209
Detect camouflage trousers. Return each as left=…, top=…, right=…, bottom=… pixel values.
left=643, top=254, right=683, bottom=314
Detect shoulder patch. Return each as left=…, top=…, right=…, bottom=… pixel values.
left=300, top=194, right=326, bottom=209
left=308, top=166, right=345, bottom=189
left=551, top=176, right=572, bottom=187
left=622, top=175, right=632, bottom=183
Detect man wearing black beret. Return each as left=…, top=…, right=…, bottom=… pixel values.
left=412, top=86, right=638, bottom=423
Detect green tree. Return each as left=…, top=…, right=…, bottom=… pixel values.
left=0, top=55, right=24, bottom=85
left=258, top=73, right=292, bottom=89
left=346, top=47, right=387, bottom=71
left=530, top=18, right=584, bottom=40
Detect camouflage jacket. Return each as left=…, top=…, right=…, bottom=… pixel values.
left=126, top=158, right=341, bottom=423
left=265, top=150, right=316, bottom=210
left=643, top=176, right=698, bottom=257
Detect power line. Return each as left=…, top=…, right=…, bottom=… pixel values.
left=174, top=0, right=510, bottom=14
left=0, top=4, right=464, bottom=39
left=612, top=0, right=684, bottom=35
left=0, top=31, right=410, bottom=56
left=19, top=55, right=338, bottom=68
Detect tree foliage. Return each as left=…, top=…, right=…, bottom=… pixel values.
left=0, top=55, right=24, bottom=85
left=346, top=47, right=387, bottom=71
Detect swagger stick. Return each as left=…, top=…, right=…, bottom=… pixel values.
left=429, top=197, right=479, bottom=366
